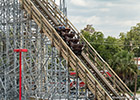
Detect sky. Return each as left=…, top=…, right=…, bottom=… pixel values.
left=55, top=0, right=140, bottom=38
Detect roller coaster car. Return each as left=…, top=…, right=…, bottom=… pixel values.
left=61, top=31, right=75, bottom=38
left=55, top=26, right=71, bottom=36
left=55, top=26, right=65, bottom=35
left=55, top=25, right=70, bottom=32
left=55, top=25, right=65, bottom=31
left=63, top=27, right=71, bottom=33
left=65, top=36, right=79, bottom=45
left=70, top=42, right=84, bottom=55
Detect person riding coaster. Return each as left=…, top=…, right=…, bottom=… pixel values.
left=58, top=25, right=65, bottom=30
left=61, top=31, right=75, bottom=38
left=69, top=41, right=84, bottom=54
left=55, top=24, right=85, bottom=55
left=55, top=24, right=65, bottom=31
left=55, top=24, right=70, bottom=35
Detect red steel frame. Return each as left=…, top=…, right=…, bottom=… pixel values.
left=14, top=49, right=28, bottom=100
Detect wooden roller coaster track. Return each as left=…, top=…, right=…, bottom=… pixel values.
left=19, top=0, right=135, bottom=99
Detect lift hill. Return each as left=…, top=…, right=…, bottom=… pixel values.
left=20, top=0, right=134, bottom=99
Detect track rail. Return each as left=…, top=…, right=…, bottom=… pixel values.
left=19, top=0, right=134, bottom=99
left=42, top=0, right=134, bottom=98
left=20, top=0, right=112, bottom=99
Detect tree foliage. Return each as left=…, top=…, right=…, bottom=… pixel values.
left=81, top=24, right=140, bottom=91
left=120, top=23, right=140, bottom=55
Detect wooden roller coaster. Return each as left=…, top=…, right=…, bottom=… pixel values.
left=19, top=0, right=136, bottom=99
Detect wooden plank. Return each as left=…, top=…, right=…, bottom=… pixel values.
left=35, top=0, right=59, bottom=25
left=81, top=52, right=118, bottom=96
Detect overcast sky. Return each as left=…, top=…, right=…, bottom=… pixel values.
left=56, top=0, right=140, bottom=37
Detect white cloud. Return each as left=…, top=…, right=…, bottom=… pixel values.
left=115, top=20, right=140, bottom=27
left=70, top=0, right=89, bottom=7
left=99, top=8, right=110, bottom=12
left=69, top=14, right=140, bottom=37
left=69, top=16, right=86, bottom=24
left=106, top=2, right=114, bottom=7
left=67, top=0, right=140, bottom=37
left=86, top=16, right=101, bottom=25
left=69, top=16, right=101, bottom=25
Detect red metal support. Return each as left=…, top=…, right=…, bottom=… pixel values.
left=14, top=49, right=28, bottom=100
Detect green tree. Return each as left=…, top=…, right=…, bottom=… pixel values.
left=81, top=30, right=91, bottom=42
left=120, top=23, right=140, bottom=54
left=103, top=36, right=121, bottom=64
left=81, top=25, right=139, bottom=91
left=111, top=50, right=137, bottom=84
